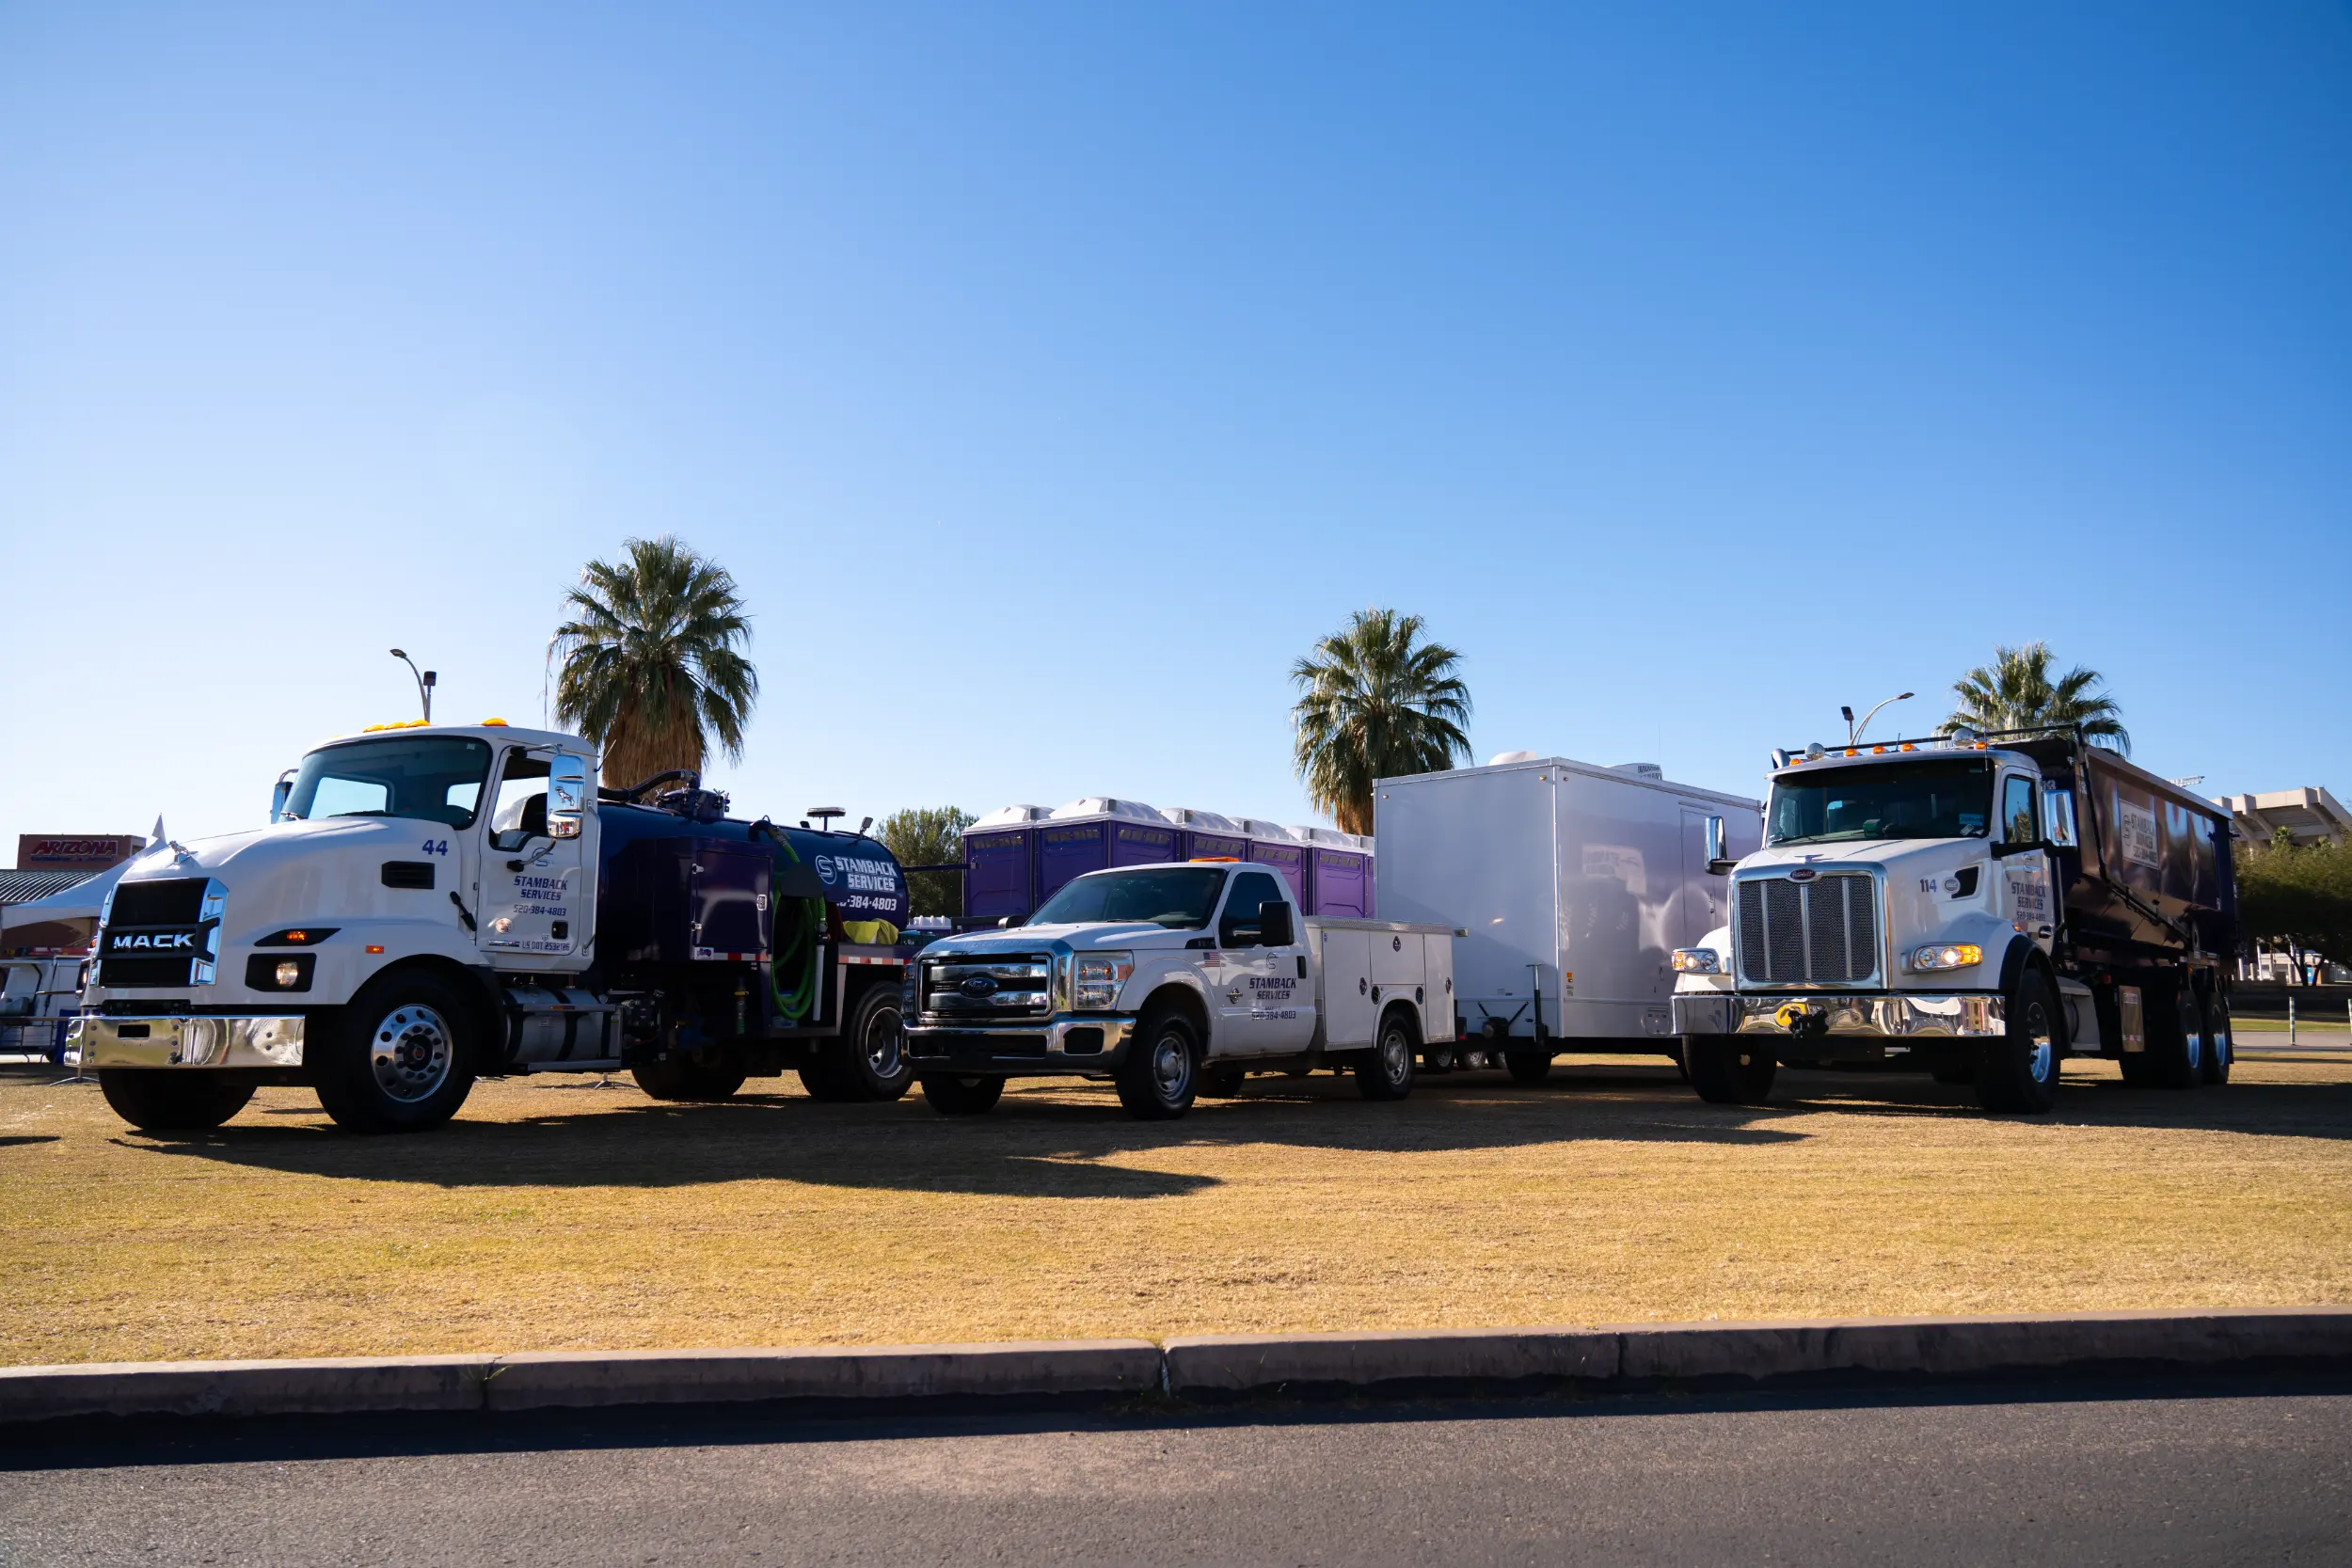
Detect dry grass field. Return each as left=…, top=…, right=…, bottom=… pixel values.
left=4, top=1051, right=2349, bottom=1367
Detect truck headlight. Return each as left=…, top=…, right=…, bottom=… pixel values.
left=1670, top=949, right=1721, bottom=974
left=1072, top=952, right=1135, bottom=1011
left=1909, top=942, right=1983, bottom=973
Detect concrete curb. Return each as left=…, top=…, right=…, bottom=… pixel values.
left=4, top=1310, right=2349, bottom=1427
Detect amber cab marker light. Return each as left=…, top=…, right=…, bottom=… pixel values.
left=365, top=944, right=385, bottom=954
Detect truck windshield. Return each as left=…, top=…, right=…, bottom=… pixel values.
left=1768, top=758, right=1993, bottom=845
left=282, top=737, right=494, bottom=830
left=1027, top=867, right=1226, bottom=929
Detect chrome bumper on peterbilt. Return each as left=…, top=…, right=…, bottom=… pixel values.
left=70, top=1014, right=306, bottom=1069
left=1671, top=992, right=2007, bottom=1041
left=903, top=1015, right=1136, bottom=1071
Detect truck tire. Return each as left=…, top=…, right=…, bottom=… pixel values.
left=312, top=971, right=480, bottom=1133
left=1975, top=969, right=2060, bottom=1114
left=1420, top=1048, right=1456, bottom=1075
left=1503, top=1049, right=1553, bottom=1085
left=97, top=1069, right=255, bottom=1132
left=1117, top=1008, right=1199, bottom=1120
left=1201, top=1062, right=1248, bottom=1098
left=919, top=1073, right=1005, bottom=1117
left=1685, top=1038, right=1774, bottom=1104
left=2140, top=977, right=2205, bottom=1090
left=797, top=986, right=914, bottom=1103
left=632, top=1052, right=749, bottom=1102
left=2201, top=988, right=2233, bottom=1085
left=1357, top=1012, right=1418, bottom=1101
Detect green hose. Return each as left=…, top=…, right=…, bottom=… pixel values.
left=764, top=831, right=823, bottom=1022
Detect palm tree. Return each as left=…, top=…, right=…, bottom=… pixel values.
left=551, top=536, right=758, bottom=786
left=1291, top=609, right=1472, bottom=834
left=1943, top=641, right=2128, bottom=754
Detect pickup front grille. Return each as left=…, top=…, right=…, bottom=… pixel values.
left=1737, top=873, right=1879, bottom=986
left=918, top=955, right=1055, bottom=1020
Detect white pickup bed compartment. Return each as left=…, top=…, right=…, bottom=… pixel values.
left=1305, top=917, right=1457, bottom=1050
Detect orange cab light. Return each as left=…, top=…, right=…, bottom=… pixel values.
left=481, top=718, right=508, bottom=726
left=1844, top=748, right=1858, bottom=757
left=365, top=944, right=385, bottom=954
left=285, top=931, right=308, bottom=943
left=1899, top=743, right=1916, bottom=752
left=1871, top=745, right=1885, bottom=754
left=1191, top=856, right=1239, bottom=863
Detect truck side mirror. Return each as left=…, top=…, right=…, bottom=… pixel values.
left=547, top=753, right=589, bottom=840
left=1704, top=815, right=1734, bottom=876
left=1259, top=900, right=1295, bottom=947
left=270, top=772, right=294, bottom=823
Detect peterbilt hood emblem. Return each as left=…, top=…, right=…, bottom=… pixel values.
left=959, top=974, right=1000, bottom=998
left=1787, top=868, right=1818, bottom=882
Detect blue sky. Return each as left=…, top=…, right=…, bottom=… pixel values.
left=4, top=3, right=2347, bottom=852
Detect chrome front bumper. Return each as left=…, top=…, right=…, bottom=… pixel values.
left=904, top=1015, right=1136, bottom=1072
left=71, top=1014, right=307, bottom=1069
left=1671, top=992, right=2007, bottom=1040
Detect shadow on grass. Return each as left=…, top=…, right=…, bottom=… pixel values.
left=0, top=1134, right=60, bottom=1149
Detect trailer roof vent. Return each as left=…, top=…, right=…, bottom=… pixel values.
left=1487, top=751, right=1540, bottom=766
left=1612, top=762, right=1665, bottom=780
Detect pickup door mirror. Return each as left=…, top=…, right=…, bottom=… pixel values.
left=546, top=753, right=589, bottom=840
left=1258, top=900, right=1296, bottom=948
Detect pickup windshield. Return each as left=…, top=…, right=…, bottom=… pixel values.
left=1768, top=758, right=1993, bottom=846
left=283, top=737, right=493, bottom=830
left=1027, top=867, right=1226, bottom=929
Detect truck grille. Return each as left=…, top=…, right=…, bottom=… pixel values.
left=1737, top=874, right=1879, bottom=986
left=918, top=955, right=1055, bottom=1020
left=98, top=877, right=218, bottom=989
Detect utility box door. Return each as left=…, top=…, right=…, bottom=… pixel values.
left=1318, top=927, right=1375, bottom=1046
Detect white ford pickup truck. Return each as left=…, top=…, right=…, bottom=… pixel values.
left=902, top=860, right=1457, bottom=1118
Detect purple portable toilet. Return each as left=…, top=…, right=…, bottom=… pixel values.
left=962, top=805, right=1049, bottom=921
left=1037, top=798, right=1178, bottom=903
left=1160, top=806, right=1248, bottom=863
left=1233, top=816, right=1309, bottom=907
left=1289, top=825, right=1373, bottom=917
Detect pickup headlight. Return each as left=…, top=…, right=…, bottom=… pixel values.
left=1909, top=942, right=1983, bottom=973
left=1670, top=948, right=1721, bottom=974
left=1072, top=952, right=1135, bottom=1011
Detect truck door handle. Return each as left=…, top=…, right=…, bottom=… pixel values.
left=1295, top=958, right=1306, bottom=979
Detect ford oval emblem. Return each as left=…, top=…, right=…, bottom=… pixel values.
left=1788, top=868, right=1818, bottom=882
left=959, top=974, right=999, bottom=999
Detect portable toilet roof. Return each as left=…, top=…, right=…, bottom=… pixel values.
left=1050, top=797, right=1165, bottom=824
left=1230, top=816, right=1290, bottom=841
left=1283, top=825, right=1359, bottom=851
left=1161, top=806, right=1244, bottom=834
left=970, top=804, right=1051, bottom=831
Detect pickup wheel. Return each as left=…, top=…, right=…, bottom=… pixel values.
left=1503, top=1050, right=1553, bottom=1085
left=1357, top=1012, right=1417, bottom=1101
left=313, top=972, right=480, bottom=1133
left=97, top=1070, right=255, bottom=1132
left=633, top=1052, right=748, bottom=1102
left=2201, top=988, right=2233, bottom=1085
left=920, top=1073, right=1005, bottom=1117
left=1117, top=1009, right=1199, bottom=1120
left=797, top=987, right=914, bottom=1102
left=1684, top=1038, right=1774, bottom=1104
left=1975, top=969, right=2061, bottom=1114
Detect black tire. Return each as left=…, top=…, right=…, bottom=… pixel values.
left=633, top=1052, right=749, bottom=1102
left=97, top=1070, right=255, bottom=1132
left=1503, top=1050, right=1553, bottom=1085
left=312, top=971, right=480, bottom=1133
left=1117, top=1008, right=1200, bottom=1120
left=2201, top=987, right=2233, bottom=1085
left=1420, top=1048, right=1455, bottom=1075
left=919, top=1073, right=1005, bottom=1116
left=1975, top=968, right=2061, bottom=1114
left=1200, top=1062, right=1248, bottom=1098
left=1685, top=1037, right=1774, bottom=1104
left=2140, top=976, right=2205, bottom=1090
left=1357, top=1011, right=1418, bottom=1101
left=797, top=986, right=914, bottom=1102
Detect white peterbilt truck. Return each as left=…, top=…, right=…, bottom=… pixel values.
left=71, top=721, right=923, bottom=1132
left=901, top=860, right=1456, bottom=1118
left=1669, top=727, right=2240, bottom=1114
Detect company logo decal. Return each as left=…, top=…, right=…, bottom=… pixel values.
left=959, top=974, right=1000, bottom=999
left=1788, top=868, right=1818, bottom=882
left=109, top=931, right=195, bottom=951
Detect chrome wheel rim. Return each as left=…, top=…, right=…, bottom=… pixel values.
left=371, top=1004, right=453, bottom=1102
left=1152, top=1031, right=1192, bottom=1101
left=2024, top=1003, right=2054, bottom=1084
left=1381, top=1030, right=1411, bottom=1085
left=864, top=1003, right=904, bottom=1079
left=2183, top=1008, right=2203, bottom=1070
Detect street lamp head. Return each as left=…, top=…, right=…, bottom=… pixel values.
left=389, top=647, right=407, bottom=659
left=1898, top=691, right=1915, bottom=701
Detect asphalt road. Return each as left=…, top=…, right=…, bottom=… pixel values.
left=5, top=1379, right=2347, bottom=1566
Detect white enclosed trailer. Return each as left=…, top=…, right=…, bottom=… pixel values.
left=1374, top=756, right=1761, bottom=1070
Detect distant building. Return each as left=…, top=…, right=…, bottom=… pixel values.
left=6, top=833, right=146, bottom=956
left=15, top=833, right=146, bottom=876
left=2217, top=787, right=2350, bottom=986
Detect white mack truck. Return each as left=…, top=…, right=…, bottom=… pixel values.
left=1670, top=727, right=2240, bottom=1114
left=72, top=721, right=923, bottom=1132
left=902, top=860, right=1457, bottom=1118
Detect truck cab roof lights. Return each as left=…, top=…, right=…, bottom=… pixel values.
left=481, top=718, right=508, bottom=726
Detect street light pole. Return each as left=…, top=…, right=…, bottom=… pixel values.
left=389, top=648, right=437, bottom=722
left=1844, top=691, right=1915, bottom=745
